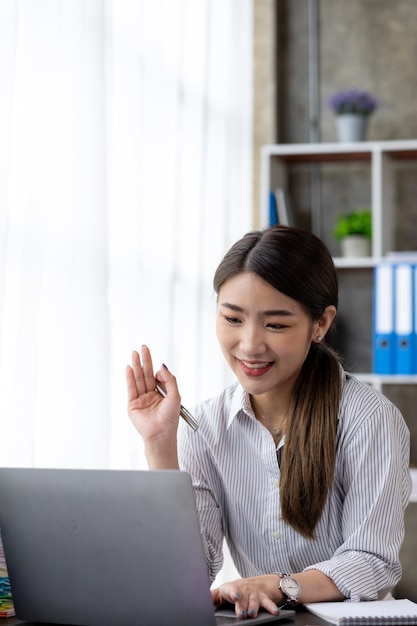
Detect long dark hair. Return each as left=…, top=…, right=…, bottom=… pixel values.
left=213, top=225, right=341, bottom=538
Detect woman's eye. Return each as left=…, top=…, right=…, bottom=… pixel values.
left=266, top=323, right=285, bottom=330
left=225, top=316, right=242, bottom=325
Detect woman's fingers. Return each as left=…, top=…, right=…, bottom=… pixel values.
left=140, top=345, right=157, bottom=392
left=128, top=346, right=157, bottom=399
left=126, top=347, right=180, bottom=421
left=126, top=362, right=139, bottom=403
left=213, top=578, right=281, bottom=619
left=129, top=349, right=146, bottom=397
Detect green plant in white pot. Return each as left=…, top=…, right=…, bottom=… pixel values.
left=333, top=209, right=372, bottom=257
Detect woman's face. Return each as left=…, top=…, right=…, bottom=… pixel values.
left=216, top=272, right=328, bottom=398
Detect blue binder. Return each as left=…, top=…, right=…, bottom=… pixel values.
left=414, top=264, right=417, bottom=374
left=373, top=263, right=395, bottom=374
left=394, top=263, right=414, bottom=374
left=269, top=190, right=278, bottom=226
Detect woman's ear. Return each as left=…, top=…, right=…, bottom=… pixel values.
left=314, top=305, right=337, bottom=342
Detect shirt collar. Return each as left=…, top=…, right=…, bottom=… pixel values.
left=226, top=383, right=255, bottom=430
left=226, top=366, right=347, bottom=433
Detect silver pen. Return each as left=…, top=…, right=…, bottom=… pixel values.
left=155, top=382, right=199, bottom=431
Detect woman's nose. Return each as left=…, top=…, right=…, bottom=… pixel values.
left=239, top=325, right=266, bottom=355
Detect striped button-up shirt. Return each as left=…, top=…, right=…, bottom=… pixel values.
left=177, top=371, right=411, bottom=602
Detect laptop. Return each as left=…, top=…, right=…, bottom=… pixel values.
left=0, top=468, right=295, bottom=626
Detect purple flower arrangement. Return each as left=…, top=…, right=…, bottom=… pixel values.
left=327, top=89, right=378, bottom=116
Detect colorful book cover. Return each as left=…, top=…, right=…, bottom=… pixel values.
left=0, top=577, right=15, bottom=617
left=0, top=599, right=15, bottom=618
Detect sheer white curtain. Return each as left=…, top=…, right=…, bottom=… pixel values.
left=0, top=0, right=252, bottom=469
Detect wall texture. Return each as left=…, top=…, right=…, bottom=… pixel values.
left=278, top=0, right=417, bottom=144
left=277, top=0, right=417, bottom=246
left=253, top=0, right=277, bottom=228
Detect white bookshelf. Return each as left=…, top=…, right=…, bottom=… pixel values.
left=260, top=139, right=417, bottom=387
left=261, top=139, right=417, bottom=255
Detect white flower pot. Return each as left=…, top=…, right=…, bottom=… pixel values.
left=336, top=114, right=368, bottom=142
left=340, top=235, right=371, bottom=257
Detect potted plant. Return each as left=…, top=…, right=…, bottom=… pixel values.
left=327, top=89, right=378, bottom=142
left=333, top=209, right=372, bottom=257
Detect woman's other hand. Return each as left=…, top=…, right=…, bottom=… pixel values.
left=211, top=575, right=282, bottom=619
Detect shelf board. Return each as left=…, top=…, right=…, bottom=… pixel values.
left=354, top=373, right=417, bottom=385
left=263, top=144, right=372, bottom=164
left=262, top=139, right=417, bottom=164
left=334, top=257, right=375, bottom=269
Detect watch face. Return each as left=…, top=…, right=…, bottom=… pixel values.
left=281, top=576, right=301, bottom=599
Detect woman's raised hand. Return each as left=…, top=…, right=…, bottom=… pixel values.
left=126, top=346, right=181, bottom=467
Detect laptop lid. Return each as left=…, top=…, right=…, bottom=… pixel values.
left=0, top=468, right=295, bottom=626
left=0, top=468, right=218, bottom=626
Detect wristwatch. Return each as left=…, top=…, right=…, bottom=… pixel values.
left=275, top=573, right=301, bottom=608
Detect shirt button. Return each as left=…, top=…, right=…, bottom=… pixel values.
left=273, top=479, right=280, bottom=487
left=273, top=531, right=281, bottom=540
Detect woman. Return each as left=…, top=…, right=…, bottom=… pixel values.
left=126, top=225, right=411, bottom=618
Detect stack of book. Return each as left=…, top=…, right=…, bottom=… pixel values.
left=268, top=188, right=294, bottom=227
left=0, top=577, right=14, bottom=618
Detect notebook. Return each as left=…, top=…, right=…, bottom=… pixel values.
left=0, top=467, right=295, bottom=626
left=305, top=599, right=417, bottom=625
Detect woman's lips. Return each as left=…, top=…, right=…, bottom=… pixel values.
left=237, top=359, right=274, bottom=378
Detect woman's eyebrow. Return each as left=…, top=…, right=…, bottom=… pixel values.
left=219, top=302, right=244, bottom=312
left=219, top=302, right=294, bottom=317
left=261, top=309, right=294, bottom=317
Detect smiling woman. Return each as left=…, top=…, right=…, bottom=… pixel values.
left=211, top=227, right=339, bottom=539
left=126, top=224, right=411, bottom=617
left=214, top=271, right=333, bottom=443
left=215, top=272, right=334, bottom=397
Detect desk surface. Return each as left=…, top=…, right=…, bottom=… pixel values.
left=1, top=607, right=330, bottom=626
